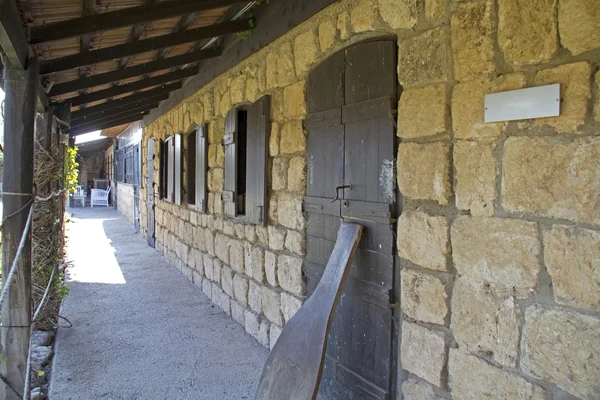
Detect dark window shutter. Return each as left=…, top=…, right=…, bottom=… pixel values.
left=159, top=139, right=165, bottom=199
left=167, top=137, right=174, bottom=202
left=196, top=124, right=208, bottom=213
left=174, top=133, right=182, bottom=205
left=223, top=108, right=238, bottom=217
left=246, top=95, right=270, bottom=225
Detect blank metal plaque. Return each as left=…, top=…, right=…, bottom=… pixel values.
left=484, top=83, right=560, bottom=123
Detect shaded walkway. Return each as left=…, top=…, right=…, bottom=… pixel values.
left=50, top=207, right=268, bottom=399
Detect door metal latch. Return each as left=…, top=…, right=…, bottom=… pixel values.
left=331, top=184, right=352, bottom=203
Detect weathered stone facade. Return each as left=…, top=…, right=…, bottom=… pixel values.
left=135, top=0, right=600, bottom=398
left=116, top=183, right=136, bottom=226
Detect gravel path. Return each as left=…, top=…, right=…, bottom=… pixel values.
left=50, top=207, right=267, bottom=400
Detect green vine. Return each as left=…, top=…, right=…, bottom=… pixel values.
left=64, top=146, right=79, bottom=194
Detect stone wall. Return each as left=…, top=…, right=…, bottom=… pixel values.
left=138, top=0, right=600, bottom=398
left=116, top=183, right=135, bottom=226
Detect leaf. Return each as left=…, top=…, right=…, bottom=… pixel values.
left=37, top=370, right=45, bottom=377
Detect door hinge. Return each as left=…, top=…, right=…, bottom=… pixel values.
left=388, top=290, right=398, bottom=309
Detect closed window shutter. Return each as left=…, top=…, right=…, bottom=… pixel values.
left=158, top=139, right=165, bottom=200
left=167, top=137, right=174, bottom=202
left=246, top=95, right=270, bottom=225
left=196, top=124, right=208, bottom=213
left=174, top=133, right=182, bottom=205
left=223, top=108, right=238, bottom=217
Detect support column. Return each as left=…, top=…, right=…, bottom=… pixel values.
left=0, top=55, right=39, bottom=400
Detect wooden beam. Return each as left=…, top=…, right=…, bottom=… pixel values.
left=72, top=93, right=168, bottom=121
left=0, top=0, right=27, bottom=69
left=67, top=113, right=148, bottom=136
left=40, top=19, right=251, bottom=75
left=65, top=68, right=196, bottom=107
left=71, top=103, right=159, bottom=129
left=29, top=0, right=245, bottom=44
left=118, top=0, right=157, bottom=70
left=0, top=55, right=37, bottom=400
left=50, top=47, right=220, bottom=96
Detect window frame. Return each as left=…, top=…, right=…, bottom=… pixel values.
left=160, top=134, right=182, bottom=204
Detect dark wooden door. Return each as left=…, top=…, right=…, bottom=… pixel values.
left=304, top=41, right=397, bottom=400
left=146, top=138, right=156, bottom=247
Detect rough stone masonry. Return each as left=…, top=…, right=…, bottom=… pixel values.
left=132, top=0, right=600, bottom=398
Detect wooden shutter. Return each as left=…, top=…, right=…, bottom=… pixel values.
left=223, top=108, right=238, bottom=217
left=159, top=139, right=165, bottom=199
left=246, top=95, right=270, bottom=225
left=196, top=124, right=208, bottom=213
left=174, top=133, right=182, bottom=205
left=167, top=137, right=174, bottom=202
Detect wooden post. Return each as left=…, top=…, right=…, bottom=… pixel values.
left=1, top=55, right=39, bottom=400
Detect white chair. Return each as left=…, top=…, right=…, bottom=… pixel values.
left=91, top=186, right=111, bottom=208
left=72, top=185, right=86, bottom=207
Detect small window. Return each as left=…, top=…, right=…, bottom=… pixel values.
left=159, top=134, right=182, bottom=204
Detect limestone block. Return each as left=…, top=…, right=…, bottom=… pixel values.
left=337, top=11, right=351, bottom=40
left=451, top=216, right=540, bottom=297
left=233, top=274, right=249, bottom=306
left=448, top=349, right=545, bottom=399
left=454, top=141, right=498, bottom=216
left=521, top=304, right=600, bottom=399
left=401, top=322, right=446, bottom=387
left=262, top=286, right=283, bottom=325
left=213, top=194, right=223, bottom=215
left=221, top=266, right=234, bottom=297
left=246, top=78, right=258, bottom=103
left=397, top=84, right=447, bottom=139
left=534, top=62, right=591, bottom=133
left=397, top=142, right=452, bottom=205
left=193, top=226, right=206, bottom=252
left=258, top=319, right=270, bottom=348
left=231, top=301, right=245, bottom=326
left=281, top=292, right=303, bottom=323
left=191, top=249, right=204, bottom=274
left=318, top=21, right=337, bottom=52
left=451, top=278, right=521, bottom=367
left=379, top=0, right=418, bottom=29
left=192, top=272, right=202, bottom=288
left=397, top=211, right=450, bottom=271
left=214, top=233, right=230, bottom=264
left=245, top=225, right=256, bottom=243
left=280, top=121, right=306, bottom=155
left=278, top=255, right=305, bottom=296
left=402, top=378, right=439, bottom=400
left=283, top=82, right=306, bottom=119
left=230, top=75, right=246, bottom=105
left=544, top=226, right=600, bottom=311
left=559, top=0, right=600, bottom=56
left=218, top=88, right=231, bottom=117
left=285, top=230, right=306, bottom=256
left=244, top=310, right=260, bottom=339
left=222, top=218, right=234, bottom=236
left=277, top=193, right=306, bottom=230
left=248, top=280, right=262, bottom=313
left=294, top=32, right=319, bottom=77
left=287, top=156, right=306, bottom=192
left=269, top=123, right=280, bottom=157
left=277, top=42, right=296, bottom=87
left=451, top=1, right=496, bottom=81
left=265, top=251, right=278, bottom=287
left=502, top=136, right=600, bottom=224
left=398, top=28, right=449, bottom=86
left=272, top=158, right=288, bottom=191
left=256, top=226, right=269, bottom=246
left=215, top=145, right=225, bottom=168
left=212, top=259, right=222, bottom=285
left=425, top=0, right=446, bottom=21
left=229, top=239, right=244, bottom=273
left=248, top=246, right=265, bottom=283
left=203, top=254, right=214, bottom=281
left=205, top=228, right=215, bottom=256
left=401, top=269, right=448, bottom=325
left=269, top=324, right=282, bottom=351
left=351, top=0, right=377, bottom=33
left=266, top=51, right=278, bottom=89
left=234, top=224, right=245, bottom=240
left=213, top=285, right=231, bottom=316
left=498, top=0, right=558, bottom=65
left=202, top=278, right=212, bottom=299
left=452, top=73, right=526, bottom=140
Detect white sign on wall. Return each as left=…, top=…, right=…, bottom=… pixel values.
left=484, top=83, right=560, bottom=123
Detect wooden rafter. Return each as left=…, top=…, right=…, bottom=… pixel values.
left=28, top=0, right=245, bottom=44
left=67, top=112, right=148, bottom=136
left=71, top=103, right=159, bottom=129
left=50, top=47, right=220, bottom=97
left=71, top=93, right=169, bottom=121
left=40, top=19, right=252, bottom=75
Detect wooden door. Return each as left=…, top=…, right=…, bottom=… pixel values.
left=146, top=138, right=155, bottom=247
left=304, top=40, right=398, bottom=400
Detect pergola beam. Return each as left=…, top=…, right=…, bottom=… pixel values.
left=29, top=0, right=245, bottom=44
left=67, top=113, right=148, bottom=136
left=40, top=18, right=252, bottom=75
left=72, top=92, right=168, bottom=121
left=71, top=103, right=159, bottom=129
left=0, top=0, right=27, bottom=69
left=50, top=47, right=220, bottom=97
left=65, top=67, right=197, bottom=107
